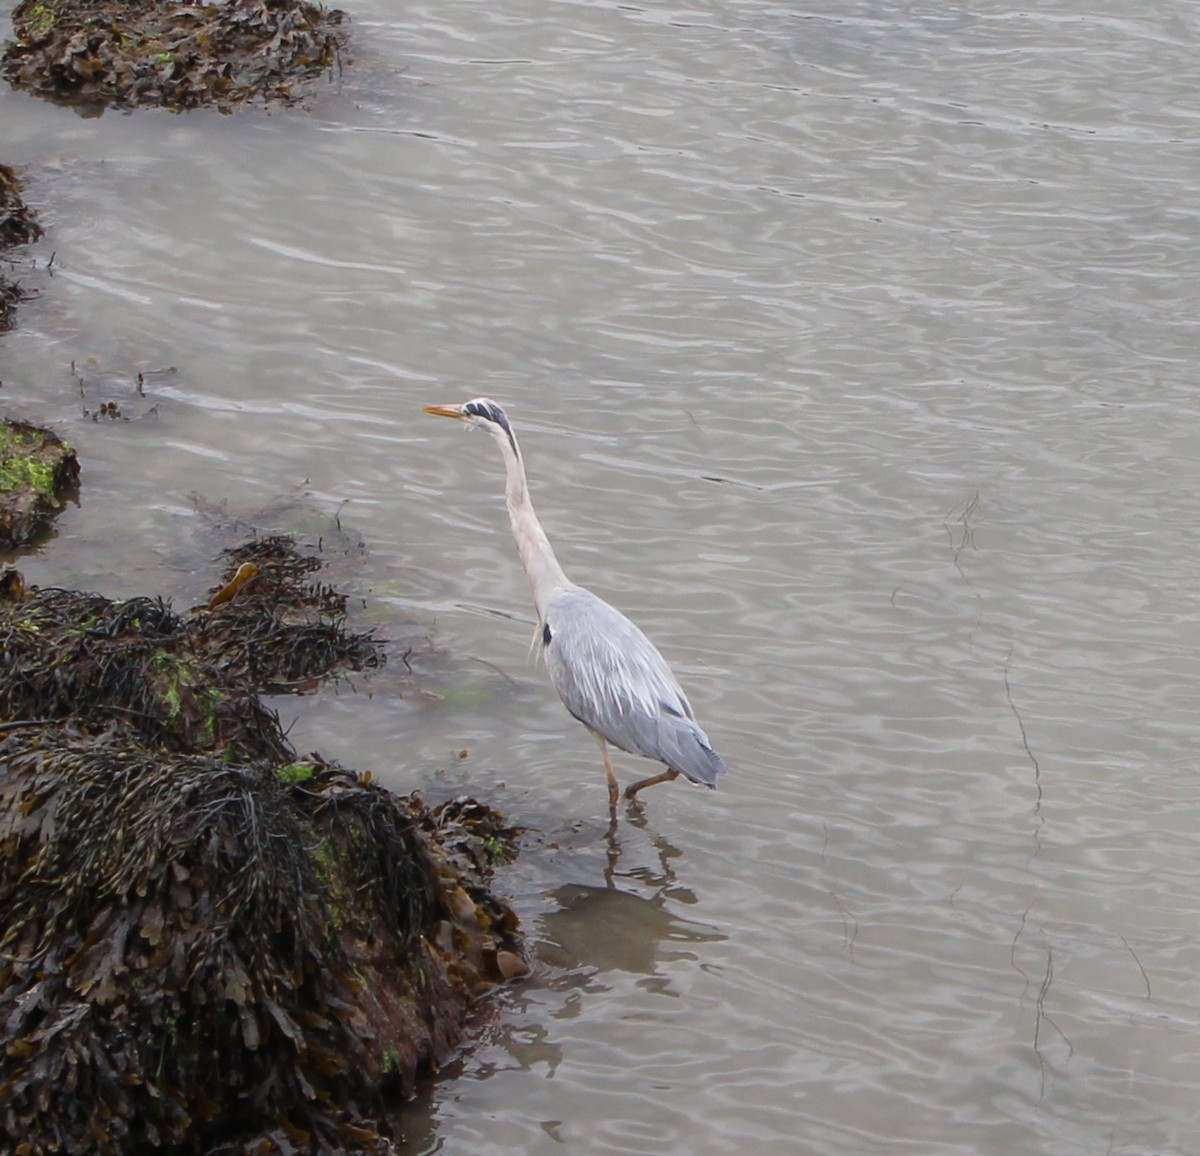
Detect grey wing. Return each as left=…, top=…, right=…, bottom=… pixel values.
left=541, top=586, right=726, bottom=789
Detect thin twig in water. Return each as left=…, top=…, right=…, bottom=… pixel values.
left=471, top=656, right=521, bottom=689
left=1004, top=648, right=1044, bottom=862
left=1003, top=654, right=1041, bottom=782
left=1119, top=933, right=1152, bottom=1001
left=947, top=490, right=980, bottom=569
left=944, top=490, right=985, bottom=636
left=830, top=889, right=858, bottom=958
left=1033, top=947, right=1073, bottom=1101
left=1011, top=903, right=1032, bottom=997
left=819, top=820, right=857, bottom=956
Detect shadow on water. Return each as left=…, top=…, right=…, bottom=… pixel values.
left=394, top=804, right=727, bottom=1150
left=534, top=810, right=726, bottom=981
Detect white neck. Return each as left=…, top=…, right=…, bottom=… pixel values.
left=488, top=422, right=570, bottom=621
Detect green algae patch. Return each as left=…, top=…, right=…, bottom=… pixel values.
left=0, top=418, right=79, bottom=550
left=276, top=759, right=319, bottom=784
left=2, top=0, right=348, bottom=113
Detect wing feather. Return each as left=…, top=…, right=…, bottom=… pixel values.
left=541, top=586, right=725, bottom=788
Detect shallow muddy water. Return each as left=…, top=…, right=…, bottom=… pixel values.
left=4, top=0, right=1200, bottom=1152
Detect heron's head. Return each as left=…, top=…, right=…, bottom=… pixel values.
left=423, top=398, right=518, bottom=454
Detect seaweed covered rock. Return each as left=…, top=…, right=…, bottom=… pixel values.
left=0, top=735, right=523, bottom=1153
left=0, top=417, right=79, bottom=549
left=2, top=0, right=347, bottom=112
left=0, top=164, right=42, bottom=331
left=0, top=538, right=526, bottom=1153
left=0, top=534, right=378, bottom=752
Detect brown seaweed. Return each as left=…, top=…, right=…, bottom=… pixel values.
left=2, top=0, right=348, bottom=113
left=0, top=736, right=523, bottom=1153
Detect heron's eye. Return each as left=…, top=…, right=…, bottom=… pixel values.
left=543, top=622, right=552, bottom=646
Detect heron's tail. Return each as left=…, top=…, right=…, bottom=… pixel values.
left=662, top=718, right=727, bottom=789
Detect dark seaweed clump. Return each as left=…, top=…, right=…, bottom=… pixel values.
left=0, top=534, right=379, bottom=754
left=0, top=537, right=526, bottom=1153
left=0, top=737, right=523, bottom=1153
left=209, top=535, right=381, bottom=692
left=2, top=0, right=347, bottom=112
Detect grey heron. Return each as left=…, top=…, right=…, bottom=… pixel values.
left=423, top=398, right=726, bottom=811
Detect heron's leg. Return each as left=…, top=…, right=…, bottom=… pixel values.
left=595, top=734, right=620, bottom=812
left=624, top=768, right=679, bottom=801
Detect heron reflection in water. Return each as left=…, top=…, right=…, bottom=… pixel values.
left=423, top=398, right=727, bottom=814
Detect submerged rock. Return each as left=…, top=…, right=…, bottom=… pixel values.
left=0, top=163, right=41, bottom=250
left=0, top=163, right=42, bottom=331
left=0, top=538, right=525, bottom=1153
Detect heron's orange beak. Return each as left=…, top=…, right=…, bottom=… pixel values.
left=422, top=404, right=466, bottom=420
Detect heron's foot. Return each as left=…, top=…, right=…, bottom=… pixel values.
left=624, top=768, right=680, bottom=801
